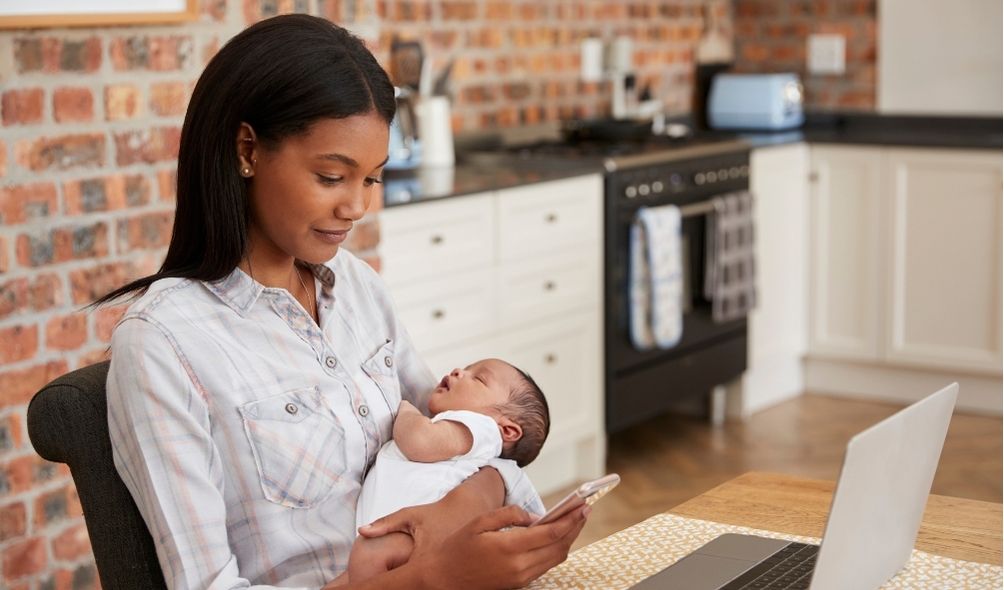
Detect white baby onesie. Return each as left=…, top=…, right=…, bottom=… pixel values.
left=354, top=409, right=504, bottom=529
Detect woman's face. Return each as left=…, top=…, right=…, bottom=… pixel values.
left=243, top=112, right=389, bottom=265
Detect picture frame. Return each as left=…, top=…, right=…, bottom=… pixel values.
left=0, top=0, right=198, bottom=29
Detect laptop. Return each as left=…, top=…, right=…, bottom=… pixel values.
left=632, top=383, right=959, bottom=590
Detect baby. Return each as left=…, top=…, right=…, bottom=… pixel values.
left=346, top=358, right=550, bottom=583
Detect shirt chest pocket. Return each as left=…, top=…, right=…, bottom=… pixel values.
left=361, top=339, right=401, bottom=413
left=239, top=387, right=347, bottom=509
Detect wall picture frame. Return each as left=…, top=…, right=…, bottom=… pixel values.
left=0, top=0, right=198, bottom=29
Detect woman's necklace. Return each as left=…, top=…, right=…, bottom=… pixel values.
left=246, top=257, right=315, bottom=319
left=295, top=265, right=316, bottom=320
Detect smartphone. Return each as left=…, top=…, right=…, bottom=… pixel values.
left=529, top=473, right=620, bottom=527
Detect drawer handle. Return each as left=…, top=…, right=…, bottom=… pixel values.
left=543, top=281, right=557, bottom=291
left=431, top=309, right=446, bottom=320
left=544, top=353, right=558, bottom=365
left=430, top=234, right=444, bottom=245
left=545, top=213, right=558, bottom=224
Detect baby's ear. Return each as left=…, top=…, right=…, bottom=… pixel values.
left=497, top=416, right=523, bottom=443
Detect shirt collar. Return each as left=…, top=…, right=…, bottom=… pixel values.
left=204, top=257, right=338, bottom=316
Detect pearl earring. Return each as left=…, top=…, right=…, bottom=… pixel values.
left=240, top=166, right=252, bottom=177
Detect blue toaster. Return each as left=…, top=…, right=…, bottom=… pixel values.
left=707, top=73, right=805, bottom=130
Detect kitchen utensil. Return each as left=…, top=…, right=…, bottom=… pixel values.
left=415, top=95, right=454, bottom=167
left=707, top=73, right=804, bottom=130
left=390, top=37, right=424, bottom=92
left=432, top=58, right=454, bottom=97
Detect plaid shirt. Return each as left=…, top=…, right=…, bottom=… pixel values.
left=107, top=250, right=544, bottom=589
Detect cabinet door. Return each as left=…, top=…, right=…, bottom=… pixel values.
left=883, top=148, right=1002, bottom=374
left=484, top=311, right=602, bottom=448
left=808, top=146, right=885, bottom=360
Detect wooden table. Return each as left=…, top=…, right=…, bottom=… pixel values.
left=669, top=471, right=1003, bottom=566
left=530, top=471, right=1002, bottom=589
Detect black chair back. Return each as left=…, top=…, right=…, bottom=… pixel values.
left=27, top=361, right=167, bottom=590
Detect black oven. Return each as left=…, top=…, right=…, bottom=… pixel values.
left=604, top=144, right=751, bottom=433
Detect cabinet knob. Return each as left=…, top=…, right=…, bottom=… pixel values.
left=431, top=309, right=445, bottom=320
left=544, top=353, right=557, bottom=365
left=808, top=171, right=819, bottom=183
left=543, top=280, right=556, bottom=291
left=430, top=234, right=444, bottom=245
left=545, top=213, right=558, bottom=224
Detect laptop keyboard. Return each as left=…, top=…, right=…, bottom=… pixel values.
left=720, top=542, right=819, bottom=590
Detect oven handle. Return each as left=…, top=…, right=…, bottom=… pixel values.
left=678, top=199, right=718, bottom=218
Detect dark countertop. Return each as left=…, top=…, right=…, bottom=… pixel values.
left=383, top=112, right=1001, bottom=208
left=382, top=155, right=604, bottom=208
left=741, top=112, right=1003, bottom=150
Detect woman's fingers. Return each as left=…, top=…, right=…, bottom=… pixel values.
left=470, top=504, right=535, bottom=533
left=356, top=506, right=420, bottom=538
left=496, top=504, right=590, bottom=552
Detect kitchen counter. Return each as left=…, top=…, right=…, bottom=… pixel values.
left=741, top=112, right=1003, bottom=150
left=382, top=155, right=602, bottom=208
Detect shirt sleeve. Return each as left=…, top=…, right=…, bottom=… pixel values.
left=430, top=410, right=503, bottom=461
left=107, top=316, right=314, bottom=590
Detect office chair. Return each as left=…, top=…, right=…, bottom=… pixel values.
left=27, top=361, right=167, bottom=590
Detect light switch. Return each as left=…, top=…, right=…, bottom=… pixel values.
left=807, top=34, right=845, bottom=75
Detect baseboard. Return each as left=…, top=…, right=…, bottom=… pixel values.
left=805, top=357, right=1003, bottom=415
left=726, top=356, right=805, bottom=419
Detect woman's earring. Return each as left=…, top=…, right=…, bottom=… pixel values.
left=240, top=166, right=253, bottom=177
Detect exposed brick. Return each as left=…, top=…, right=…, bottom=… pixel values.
left=157, top=168, right=177, bottom=202
left=2, top=536, right=46, bottom=580
left=52, top=523, right=92, bottom=561
left=0, top=361, right=69, bottom=411
left=2, top=88, right=44, bottom=126
left=15, top=222, right=109, bottom=268
left=59, top=38, right=102, bottom=72
left=149, top=82, right=188, bottom=117
left=202, top=36, right=221, bottom=66
left=72, top=563, right=98, bottom=590
left=0, top=139, right=6, bottom=177
left=45, top=313, right=88, bottom=351
left=442, top=0, right=478, bottom=20
left=0, top=274, right=63, bottom=320
left=0, top=501, right=26, bottom=542
left=104, top=84, right=141, bottom=121
left=0, top=324, right=38, bottom=364
left=14, top=134, right=105, bottom=172
left=77, top=348, right=111, bottom=368
left=0, top=182, right=58, bottom=225
left=64, top=174, right=151, bottom=215
left=204, top=0, right=227, bottom=20
left=33, top=486, right=82, bottom=529
left=0, top=414, right=23, bottom=452
left=117, top=211, right=174, bottom=252
left=113, top=127, right=181, bottom=166
left=94, top=304, right=128, bottom=342
left=52, top=87, right=94, bottom=123
left=69, top=262, right=135, bottom=305
left=110, top=35, right=193, bottom=71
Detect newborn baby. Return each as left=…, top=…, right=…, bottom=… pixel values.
left=347, top=358, right=550, bottom=583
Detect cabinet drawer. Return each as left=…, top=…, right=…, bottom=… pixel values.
left=379, top=193, right=495, bottom=286
left=497, top=249, right=600, bottom=329
left=486, top=312, right=602, bottom=446
left=389, top=268, right=495, bottom=352
left=496, top=175, right=602, bottom=262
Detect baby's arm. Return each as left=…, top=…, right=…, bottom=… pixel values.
left=393, top=401, right=474, bottom=462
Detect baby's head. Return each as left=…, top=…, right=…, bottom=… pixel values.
left=428, top=358, right=549, bottom=467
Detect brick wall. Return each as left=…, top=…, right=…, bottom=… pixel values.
left=0, top=1, right=732, bottom=587
left=732, top=0, right=877, bottom=110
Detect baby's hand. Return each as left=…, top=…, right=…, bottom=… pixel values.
left=397, top=400, right=421, bottom=417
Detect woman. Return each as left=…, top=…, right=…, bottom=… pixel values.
left=100, top=14, right=587, bottom=589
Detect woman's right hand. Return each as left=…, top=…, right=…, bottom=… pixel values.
left=411, top=503, right=589, bottom=589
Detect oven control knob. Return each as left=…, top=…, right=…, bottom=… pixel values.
left=625, top=185, right=638, bottom=198
left=652, top=180, right=664, bottom=193
left=729, top=167, right=740, bottom=179
left=694, top=172, right=706, bottom=185
left=718, top=168, right=728, bottom=180
left=706, top=170, right=718, bottom=183
left=638, top=183, right=651, bottom=196
left=670, top=174, right=683, bottom=187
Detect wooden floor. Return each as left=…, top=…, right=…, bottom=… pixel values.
left=544, top=393, right=1003, bottom=550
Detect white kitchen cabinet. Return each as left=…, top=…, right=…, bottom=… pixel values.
left=806, top=145, right=1003, bottom=413
left=882, top=149, right=1002, bottom=373
left=728, top=143, right=811, bottom=417
left=379, top=175, right=606, bottom=495
left=808, top=146, right=884, bottom=360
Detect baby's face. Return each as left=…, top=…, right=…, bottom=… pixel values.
left=428, top=358, right=518, bottom=415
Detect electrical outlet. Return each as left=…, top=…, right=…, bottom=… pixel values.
left=807, top=34, right=846, bottom=75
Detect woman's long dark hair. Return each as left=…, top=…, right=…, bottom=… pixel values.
left=95, top=14, right=395, bottom=305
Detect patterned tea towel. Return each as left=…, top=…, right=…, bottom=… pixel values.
left=629, top=205, right=684, bottom=350
left=705, top=191, right=757, bottom=323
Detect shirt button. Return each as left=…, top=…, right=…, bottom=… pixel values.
left=384, top=356, right=393, bottom=368
left=358, top=405, right=370, bottom=417
left=285, top=403, right=298, bottom=415
left=325, top=356, right=337, bottom=368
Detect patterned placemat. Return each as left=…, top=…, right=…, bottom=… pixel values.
left=530, top=513, right=1003, bottom=589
